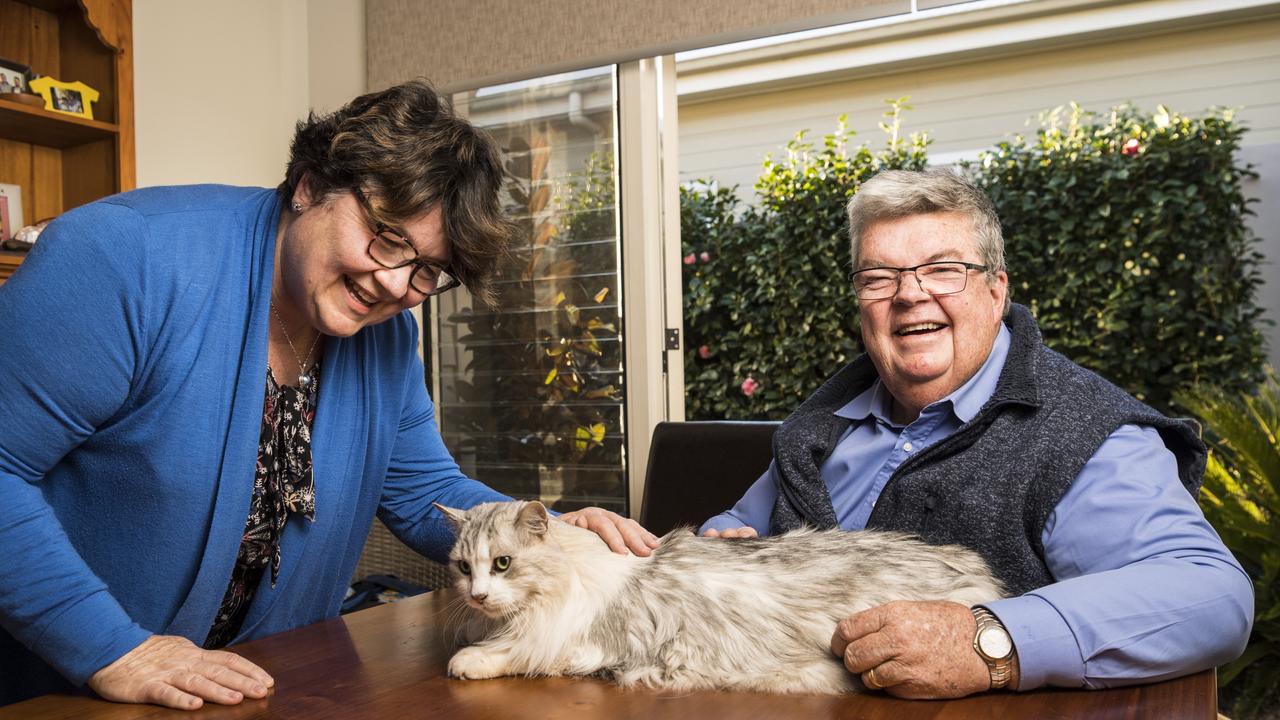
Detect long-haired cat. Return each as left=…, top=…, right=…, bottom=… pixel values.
left=437, top=500, right=1003, bottom=695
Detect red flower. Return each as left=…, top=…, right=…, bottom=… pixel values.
left=741, top=377, right=760, bottom=397
left=683, top=253, right=696, bottom=265
left=699, top=251, right=711, bottom=263
left=1121, top=138, right=1140, bottom=156
left=697, top=345, right=711, bottom=359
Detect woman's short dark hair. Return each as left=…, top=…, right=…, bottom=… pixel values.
left=279, top=79, right=513, bottom=307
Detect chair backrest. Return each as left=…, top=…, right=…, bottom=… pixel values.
left=639, top=420, right=781, bottom=536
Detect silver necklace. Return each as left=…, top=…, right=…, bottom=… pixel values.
left=270, top=301, right=320, bottom=389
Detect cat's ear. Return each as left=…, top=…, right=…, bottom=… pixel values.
left=433, top=503, right=467, bottom=529
left=516, top=501, right=549, bottom=537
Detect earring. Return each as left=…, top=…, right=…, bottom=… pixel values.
left=291, top=201, right=304, bottom=213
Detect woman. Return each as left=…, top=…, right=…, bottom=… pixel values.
left=0, top=80, right=656, bottom=710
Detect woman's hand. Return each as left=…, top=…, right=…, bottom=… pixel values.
left=701, top=526, right=759, bottom=539
left=87, top=634, right=274, bottom=710
left=557, top=507, right=660, bottom=556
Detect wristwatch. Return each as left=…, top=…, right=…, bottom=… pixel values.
left=971, top=606, right=1017, bottom=690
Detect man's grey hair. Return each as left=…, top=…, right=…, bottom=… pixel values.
left=847, top=169, right=1007, bottom=310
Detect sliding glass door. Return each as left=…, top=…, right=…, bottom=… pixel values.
left=438, top=68, right=628, bottom=513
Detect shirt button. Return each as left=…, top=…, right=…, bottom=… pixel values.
left=903, top=441, right=914, bottom=452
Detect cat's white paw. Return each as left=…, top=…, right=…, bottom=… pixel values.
left=448, top=646, right=511, bottom=680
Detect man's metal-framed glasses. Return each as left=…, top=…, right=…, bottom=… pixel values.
left=851, top=261, right=989, bottom=300
left=366, top=224, right=462, bottom=297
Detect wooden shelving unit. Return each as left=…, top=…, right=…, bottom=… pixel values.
left=0, top=98, right=119, bottom=147
left=0, top=0, right=134, bottom=285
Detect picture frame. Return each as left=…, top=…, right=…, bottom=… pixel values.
left=28, top=76, right=99, bottom=120
left=0, top=58, right=31, bottom=95
left=0, top=183, right=24, bottom=244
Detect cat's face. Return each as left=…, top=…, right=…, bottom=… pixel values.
left=436, top=501, right=552, bottom=618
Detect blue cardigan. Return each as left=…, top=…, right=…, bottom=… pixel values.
left=0, top=186, right=506, bottom=696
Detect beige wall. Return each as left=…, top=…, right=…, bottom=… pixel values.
left=309, top=0, right=367, bottom=115
left=134, top=0, right=366, bottom=189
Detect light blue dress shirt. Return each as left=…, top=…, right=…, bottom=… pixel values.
left=700, top=325, right=1253, bottom=689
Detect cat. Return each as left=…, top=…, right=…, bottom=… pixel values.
left=437, top=500, right=1004, bottom=695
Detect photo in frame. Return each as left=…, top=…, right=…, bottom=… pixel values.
left=0, top=58, right=31, bottom=94
left=28, top=76, right=99, bottom=120
left=0, top=183, right=24, bottom=243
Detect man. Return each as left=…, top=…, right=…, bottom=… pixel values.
left=700, top=168, right=1252, bottom=698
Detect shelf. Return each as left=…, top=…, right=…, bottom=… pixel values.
left=17, top=0, right=81, bottom=10
left=0, top=251, right=27, bottom=285
left=0, top=98, right=119, bottom=147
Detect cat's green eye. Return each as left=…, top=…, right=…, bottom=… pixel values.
left=458, top=560, right=471, bottom=576
left=493, top=556, right=511, bottom=572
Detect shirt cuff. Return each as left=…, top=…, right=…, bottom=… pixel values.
left=697, top=513, right=744, bottom=535
left=985, top=594, right=1086, bottom=691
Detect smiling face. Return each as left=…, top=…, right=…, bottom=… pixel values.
left=856, top=211, right=1008, bottom=422
left=274, top=179, right=449, bottom=337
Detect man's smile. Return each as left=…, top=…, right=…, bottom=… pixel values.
left=895, top=321, right=948, bottom=337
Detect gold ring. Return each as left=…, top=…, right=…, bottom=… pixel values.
left=864, top=667, right=882, bottom=691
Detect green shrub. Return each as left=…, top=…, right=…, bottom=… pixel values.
left=683, top=102, right=1268, bottom=419
left=682, top=103, right=929, bottom=419
left=1176, top=373, right=1280, bottom=720
left=967, top=103, right=1267, bottom=411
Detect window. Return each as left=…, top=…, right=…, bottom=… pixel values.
left=437, top=67, right=628, bottom=513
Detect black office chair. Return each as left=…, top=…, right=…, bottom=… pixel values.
left=639, top=420, right=781, bottom=536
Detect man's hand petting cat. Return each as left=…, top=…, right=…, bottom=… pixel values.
left=829, top=599, right=992, bottom=699
left=701, top=526, right=758, bottom=539
left=557, top=507, right=660, bottom=556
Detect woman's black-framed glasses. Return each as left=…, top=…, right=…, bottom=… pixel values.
left=366, top=225, right=462, bottom=297
left=852, top=261, right=988, bottom=300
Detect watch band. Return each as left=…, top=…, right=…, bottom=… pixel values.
left=971, top=606, right=1016, bottom=690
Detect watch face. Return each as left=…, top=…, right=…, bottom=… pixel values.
left=978, top=627, right=1013, bottom=659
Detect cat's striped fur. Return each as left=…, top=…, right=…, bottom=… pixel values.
left=439, top=500, right=1003, bottom=694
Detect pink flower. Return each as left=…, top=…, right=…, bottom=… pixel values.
left=697, top=345, right=711, bottom=359
left=1121, top=138, right=1140, bottom=156
left=683, top=253, right=696, bottom=265
left=741, top=377, right=759, bottom=397
left=699, top=251, right=711, bottom=263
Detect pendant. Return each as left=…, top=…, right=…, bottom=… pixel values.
left=298, top=373, right=312, bottom=390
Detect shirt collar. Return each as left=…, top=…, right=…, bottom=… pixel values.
left=948, top=323, right=1011, bottom=423
left=832, top=323, right=1012, bottom=425
left=835, top=378, right=894, bottom=423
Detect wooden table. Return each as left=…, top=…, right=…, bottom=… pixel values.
left=3, top=591, right=1217, bottom=719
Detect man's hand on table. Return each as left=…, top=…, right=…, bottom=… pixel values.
left=557, top=507, right=660, bottom=556
left=830, top=599, right=997, bottom=699
left=88, top=634, right=274, bottom=710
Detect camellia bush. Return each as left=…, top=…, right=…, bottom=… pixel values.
left=682, top=102, right=929, bottom=419
left=683, top=102, right=1267, bottom=419
left=968, top=103, right=1267, bottom=411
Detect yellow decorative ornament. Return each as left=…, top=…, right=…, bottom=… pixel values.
left=28, top=77, right=99, bottom=120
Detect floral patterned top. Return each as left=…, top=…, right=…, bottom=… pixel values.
left=204, top=363, right=319, bottom=649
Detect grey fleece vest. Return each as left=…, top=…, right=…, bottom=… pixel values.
left=769, top=304, right=1206, bottom=596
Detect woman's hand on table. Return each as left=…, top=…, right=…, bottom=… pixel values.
left=88, top=634, right=274, bottom=710
left=557, top=507, right=660, bottom=556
